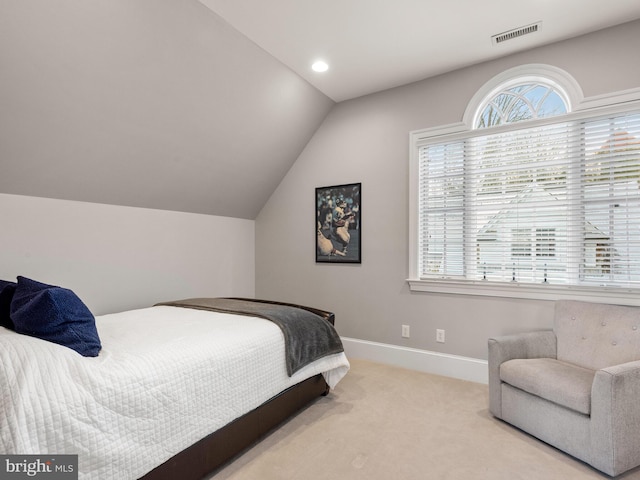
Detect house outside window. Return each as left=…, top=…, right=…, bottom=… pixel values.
left=409, top=65, right=640, bottom=303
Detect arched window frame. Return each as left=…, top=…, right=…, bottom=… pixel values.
left=463, top=64, right=583, bottom=127
left=408, top=64, right=640, bottom=305
left=474, top=79, right=569, bottom=128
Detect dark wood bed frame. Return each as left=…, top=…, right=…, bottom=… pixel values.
left=139, top=299, right=336, bottom=480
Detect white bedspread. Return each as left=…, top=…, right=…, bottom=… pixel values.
left=0, top=305, right=350, bottom=480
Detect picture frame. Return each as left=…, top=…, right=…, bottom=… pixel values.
left=316, top=182, right=361, bottom=263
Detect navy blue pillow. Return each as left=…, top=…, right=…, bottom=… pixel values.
left=0, top=280, right=16, bottom=330
left=11, top=276, right=101, bottom=357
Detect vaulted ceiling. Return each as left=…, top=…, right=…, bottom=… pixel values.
left=200, top=0, right=640, bottom=102
left=1, top=0, right=639, bottom=219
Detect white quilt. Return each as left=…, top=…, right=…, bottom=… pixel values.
left=0, top=305, right=350, bottom=480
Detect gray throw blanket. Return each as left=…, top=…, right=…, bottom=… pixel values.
left=155, top=297, right=344, bottom=376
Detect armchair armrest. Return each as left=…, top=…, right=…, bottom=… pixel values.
left=590, top=360, right=640, bottom=476
left=488, top=330, right=556, bottom=418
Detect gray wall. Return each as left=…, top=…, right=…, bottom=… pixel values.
left=1, top=194, right=254, bottom=316
left=256, top=20, right=640, bottom=361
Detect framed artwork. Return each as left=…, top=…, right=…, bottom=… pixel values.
left=316, top=182, right=361, bottom=263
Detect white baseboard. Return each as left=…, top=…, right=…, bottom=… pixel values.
left=341, top=337, right=488, bottom=384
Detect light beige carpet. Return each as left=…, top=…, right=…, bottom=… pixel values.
left=210, top=359, right=640, bottom=480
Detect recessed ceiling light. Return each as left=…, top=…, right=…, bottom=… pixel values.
left=312, top=60, right=329, bottom=73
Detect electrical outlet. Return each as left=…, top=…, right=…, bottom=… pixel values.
left=402, top=325, right=410, bottom=338
left=436, top=329, right=445, bottom=343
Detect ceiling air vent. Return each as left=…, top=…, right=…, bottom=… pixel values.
left=492, top=22, right=541, bottom=45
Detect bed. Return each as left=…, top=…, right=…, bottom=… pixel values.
left=0, top=279, right=350, bottom=480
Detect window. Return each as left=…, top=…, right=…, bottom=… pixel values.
left=476, top=82, right=567, bottom=128
left=409, top=66, right=640, bottom=303
left=535, top=228, right=556, bottom=257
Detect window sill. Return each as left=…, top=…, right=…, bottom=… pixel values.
left=406, top=278, right=640, bottom=306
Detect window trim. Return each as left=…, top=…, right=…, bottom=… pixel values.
left=406, top=277, right=640, bottom=306
left=408, top=65, right=640, bottom=305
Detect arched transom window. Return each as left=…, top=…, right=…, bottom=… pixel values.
left=476, top=82, right=569, bottom=128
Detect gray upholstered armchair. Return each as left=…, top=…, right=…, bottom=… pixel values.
left=488, top=300, right=640, bottom=477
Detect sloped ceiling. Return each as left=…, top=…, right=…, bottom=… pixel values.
left=0, top=0, right=333, bottom=219
left=201, top=0, right=640, bottom=102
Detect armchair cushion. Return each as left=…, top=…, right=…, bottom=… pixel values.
left=500, top=358, right=595, bottom=415
left=555, top=300, right=640, bottom=370
left=488, top=330, right=556, bottom=418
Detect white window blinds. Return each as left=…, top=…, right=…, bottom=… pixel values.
left=418, top=109, right=640, bottom=288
